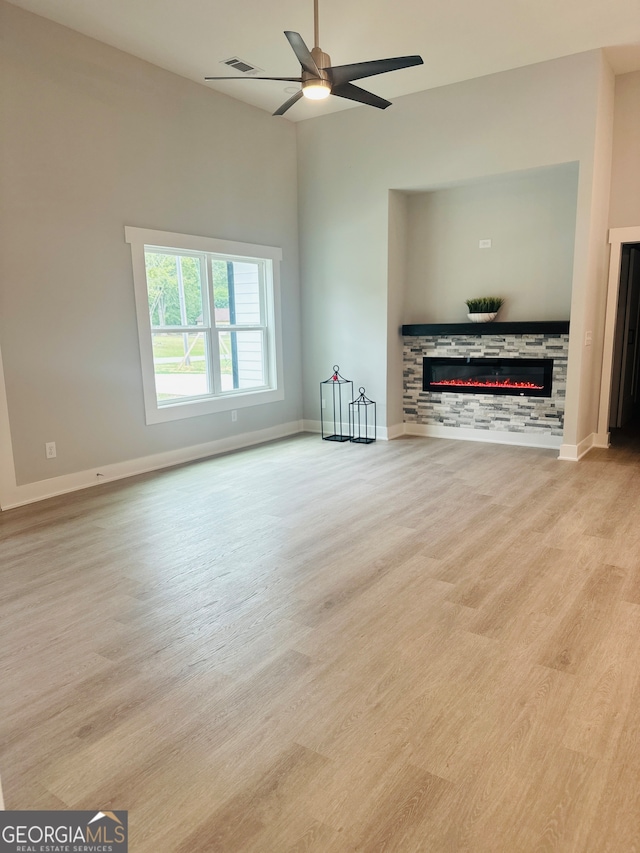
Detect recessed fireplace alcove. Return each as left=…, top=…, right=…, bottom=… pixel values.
left=402, top=323, right=569, bottom=448
left=396, top=165, right=577, bottom=450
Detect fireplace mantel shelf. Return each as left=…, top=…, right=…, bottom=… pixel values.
left=402, top=321, right=570, bottom=337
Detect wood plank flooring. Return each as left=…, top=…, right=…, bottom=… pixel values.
left=2, top=432, right=640, bottom=851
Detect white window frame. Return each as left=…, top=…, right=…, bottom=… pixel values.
left=125, top=227, right=284, bottom=424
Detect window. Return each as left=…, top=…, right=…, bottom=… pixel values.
left=126, top=227, right=283, bottom=424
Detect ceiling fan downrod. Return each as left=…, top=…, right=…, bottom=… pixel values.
left=304, top=0, right=331, bottom=99
left=313, top=0, right=320, bottom=49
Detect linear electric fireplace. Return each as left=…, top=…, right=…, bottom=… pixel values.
left=423, top=356, right=554, bottom=397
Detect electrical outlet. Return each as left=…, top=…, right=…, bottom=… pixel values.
left=479, top=239, right=492, bottom=249
left=45, top=441, right=57, bottom=459
left=231, top=410, right=237, bottom=422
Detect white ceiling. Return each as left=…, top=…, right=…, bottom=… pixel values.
left=6, top=0, right=640, bottom=121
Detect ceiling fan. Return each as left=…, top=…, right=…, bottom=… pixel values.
left=204, top=0, right=424, bottom=116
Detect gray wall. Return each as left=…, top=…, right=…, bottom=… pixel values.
left=0, top=2, right=301, bottom=486
left=610, top=70, right=640, bottom=228
left=297, top=50, right=613, bottom=442
left=403, top=165, right=579, bottom=324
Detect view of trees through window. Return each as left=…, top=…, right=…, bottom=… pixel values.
left=144, top=250, right=265, bottom=402
left=146, top=253, right=230, bottom=326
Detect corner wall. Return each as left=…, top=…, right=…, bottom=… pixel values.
left=387, top=191, right=410, bottom=432
left=610, top=70, right=640, bottom=228
left=561, top=53, right=615, bottom=456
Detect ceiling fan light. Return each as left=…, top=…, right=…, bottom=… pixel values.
left=302, top=79, right=331, bottom=100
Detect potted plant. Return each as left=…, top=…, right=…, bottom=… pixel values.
left=465, top=297, right=504, bottom=323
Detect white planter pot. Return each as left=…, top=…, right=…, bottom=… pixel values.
left=467, top=312, right=498, bottom=323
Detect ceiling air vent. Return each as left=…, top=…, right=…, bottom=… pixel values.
left=221, top=57, right=262, bottom=75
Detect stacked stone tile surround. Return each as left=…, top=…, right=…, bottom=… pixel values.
left=403, top=333, right=568, bottom=437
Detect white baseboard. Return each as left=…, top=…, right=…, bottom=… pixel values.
left=302, top=419, right=322, bottom=434
left=593, top=432, right=610, bottom=449
left=558, top=432, right=600, bottom=461
left=386, top=422, right=405, bottom=440
left=404, top=423, right=563, bottom=450
left=302, top=419, right=396, bottom=440
left=0, top=421, right=304, bottom=511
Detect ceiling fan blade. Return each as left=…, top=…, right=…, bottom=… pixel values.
left=205, top=76, right=302, bottom=82
left=273, top=89, right=304, bottom=116
left=331, top=82, right=392, bottom=110
left=284, top=31, right=321, bottom=76
left=328, top=55, right=423, bottom=87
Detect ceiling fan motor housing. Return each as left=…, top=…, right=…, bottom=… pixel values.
left=302, top=46, right=332, bottom=98
left=310, top=46, right=331, bottom=71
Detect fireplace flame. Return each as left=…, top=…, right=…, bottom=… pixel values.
left=431, top=378, right=543, bottom=390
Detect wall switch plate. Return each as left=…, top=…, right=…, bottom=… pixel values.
left=479, top=239, right=492, bottom=249
left=585, top=330, right=593, bottom=346
left=45, top=441, right=57, bottom=459
left=231, top=410, right=237, bottom=422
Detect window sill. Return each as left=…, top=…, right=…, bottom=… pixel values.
left=144, top=386, right=285, bottom=424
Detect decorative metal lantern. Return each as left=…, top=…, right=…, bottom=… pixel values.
left=320, top=365, right=353, bottom=441
left=349, top=387, right=376, bottom=444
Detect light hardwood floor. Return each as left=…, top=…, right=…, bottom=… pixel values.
left=2, top=432, right=640, bottom=851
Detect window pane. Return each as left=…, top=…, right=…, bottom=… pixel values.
left=212, top=260, right=230, bottom=326
left=145, top=252, right=204, bottom=327
left=152, top=332, right=208, bottom=400
left=219, top=330, right=264, bottom=391
left=213, top=260, right=261, bottom=326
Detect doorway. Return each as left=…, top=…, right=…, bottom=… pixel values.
left=599, top=226, right=640, bottom=447
left=609, top=243, right=640, bottom=432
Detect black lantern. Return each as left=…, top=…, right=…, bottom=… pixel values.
left=349, top=387, right=376, bottom=444
left=320, top=365, right=353, bottom=441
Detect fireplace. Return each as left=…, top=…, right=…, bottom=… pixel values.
left=423, top=356, right=554, bottom=397
left=403, top=328, right=567, bottom=445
